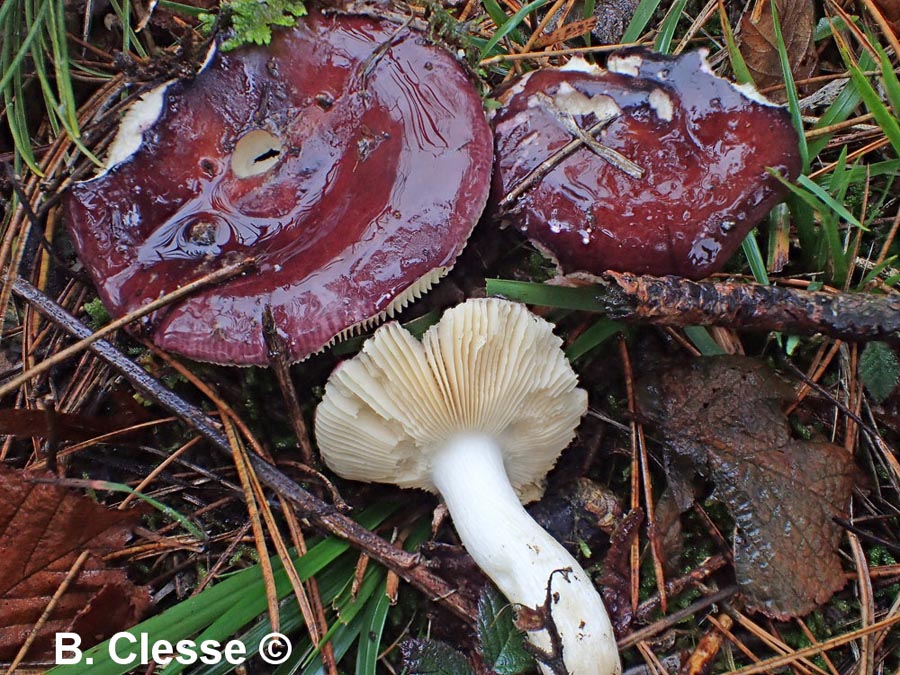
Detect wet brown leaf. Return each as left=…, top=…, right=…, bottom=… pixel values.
left=636, top=356, right=857, bottom=619
left=738, top=0, right=817, bottom=94
left=0, top=465, right=150, bottom=661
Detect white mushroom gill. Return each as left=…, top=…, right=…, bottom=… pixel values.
left=315, top=298, right=621, bottom=675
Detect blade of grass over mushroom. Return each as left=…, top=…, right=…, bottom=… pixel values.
left=719, top=3, right=754, bottom=85
left=621, top=0, right=663, bottom=43
left=770, top=0, right=809, bottom=172
left=479, top=0, right=550, bottom=59
left=653, top=0, right=689, bottom=54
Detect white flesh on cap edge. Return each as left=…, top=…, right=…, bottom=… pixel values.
left=316, top=298, right=621, bottom=675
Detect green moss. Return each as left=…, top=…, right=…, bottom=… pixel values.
left=200, top=0, right=307, bottom=51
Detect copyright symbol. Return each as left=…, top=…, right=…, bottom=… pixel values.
left=258, top=633, right=292, bottom=665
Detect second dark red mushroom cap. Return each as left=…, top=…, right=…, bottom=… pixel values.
left=66, top=12, right=493, bottom=365
left=491, top=49, right=802, bottom=279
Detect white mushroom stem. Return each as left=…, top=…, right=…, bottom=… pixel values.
left=431, top=434, right=621, bottom=675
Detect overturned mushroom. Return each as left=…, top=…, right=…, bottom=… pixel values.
left=316, top=298, right=621, bottom=675
left=65, top=12, right=493, bottom=365
left=491, top=49, right=801, bottom=279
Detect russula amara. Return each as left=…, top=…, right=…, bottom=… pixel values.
left=491, top=48, right=801, bottom=279
left=315, top=298, right=621, bottom=675
left=65, top=12, right=493, bottom=365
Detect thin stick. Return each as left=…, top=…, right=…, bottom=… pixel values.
left=497, top=111, right=629, bottom=211
left=0, top=257, right=255, bottom=399
left=263, top=306, right=316, bottom=466
left=479, top=41, right=635, bottom=65
left=726, top=614, right=900, bottom=675
left=226, top=417, right=281, bottom=632
left=617, top=586, right=738, bottom=648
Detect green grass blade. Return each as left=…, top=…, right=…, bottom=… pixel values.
left=355, top=583, right=392, bottom=675
left=683, top=326, right=726, bottom=355
left=741, top=230, right=770, bottom=285
left=481, top=0, right=510, bottom=33
left=0, top=1, right=48, bottom=94
left=487, top=278, right=604, bottom=311
left=621, top=0, right=662, bottom=43
left=157, top=0, right=209, bottom=16
left=46, top=0, right=81, bottom=133
left=795, top=174, right=865, bottom=230
left=87, top=480, right=206, bottom=540
left=479, top=0, right=549, bottom=59
left=807, top=49, right=875, bottom=158
left=769, top=1, right=808, bottom=172
left=842, top=50, right=900, bottom=157
left=565, top=319, right=622, bottom=361
left=48, top=503, right=398, bottom=675
left=873, top=44, right=900, bottom=116
left=719, top=5, right=753, bottom=85
left=653, top=0, right=688, bottom=54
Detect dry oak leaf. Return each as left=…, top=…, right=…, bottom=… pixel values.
left=738, top=0, right=817, bottom=95
left=636, top=356, right=858, bottom=619
left=0, top=465, right=150, bottom=662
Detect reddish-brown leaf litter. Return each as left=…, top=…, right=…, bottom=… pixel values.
left=0, top=466, right=149, bottom=662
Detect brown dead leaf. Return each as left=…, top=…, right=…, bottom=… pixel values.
left=599, top=508, right=643, bottom=633
left=636, top=356, right=858, bottom=619
left=738, top=0, right=817, bottom=95
left=875, top=0, right=900, bottom=22
left=0, top=465, right=150, bottom=662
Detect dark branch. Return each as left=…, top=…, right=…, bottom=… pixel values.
left=599, top=272, right=900, bottom=344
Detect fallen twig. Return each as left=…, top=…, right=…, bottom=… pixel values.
left=492, top=274, right=900, bottom=343
left=602, top=273, right=900, bottom=343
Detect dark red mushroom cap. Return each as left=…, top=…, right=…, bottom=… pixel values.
left=490, top=48, right=801, bottom=279
left=66, top=12, right=492, bottom=365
